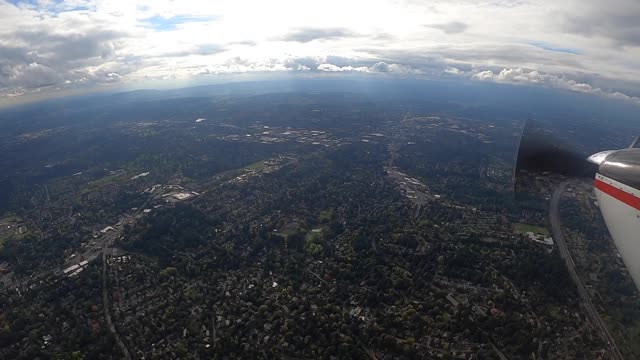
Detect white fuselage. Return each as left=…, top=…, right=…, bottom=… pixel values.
left=594, top=173, right=640, bottom=289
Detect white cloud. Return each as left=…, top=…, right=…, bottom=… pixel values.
left=370, top=62, right=423, bottom=74
left=471, top=67, right=640, bottom=104
left=444, top=67, right=461, bottom=75
left=317, top=63, right=369, bottom=72
left=308, top=60, right=420, bottom=74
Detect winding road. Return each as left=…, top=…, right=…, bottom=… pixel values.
left=550, top=181, right=623, bottom=360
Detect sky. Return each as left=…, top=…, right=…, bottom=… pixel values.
left=1, top=0, right=640, bottom=107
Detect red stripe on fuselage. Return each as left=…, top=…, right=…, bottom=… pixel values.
left=595, top=178, right=640, bottom=211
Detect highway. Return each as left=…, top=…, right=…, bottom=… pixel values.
left=550, top=181, right=623, bottom=360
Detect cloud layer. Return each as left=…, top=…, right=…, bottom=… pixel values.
left=471, top=68, right=640, bottom=103
left=0, top=0, right=639, bottom=105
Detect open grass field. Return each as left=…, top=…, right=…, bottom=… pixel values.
left=512, top=222, right=549, bottom=236
left=243, top=160, right=266, bottom=171
left=0, top=214, right=26, bottom=250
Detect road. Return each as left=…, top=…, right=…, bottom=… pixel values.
left=102, top=247, right=132, bottom=360
left=550, top=181, right=623, bottom=360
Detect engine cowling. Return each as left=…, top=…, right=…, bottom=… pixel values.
left=590, top=148, right=640, bottom=290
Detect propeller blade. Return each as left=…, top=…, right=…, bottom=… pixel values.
left=513, top=121, right=598, bottom=201
left=515, top=121, right=596, bottom=178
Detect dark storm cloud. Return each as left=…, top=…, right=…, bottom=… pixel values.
left=560, top=1, right=640, bottom=47
left=426, top=21, right=468, bottom=34
left=279, top=27, right=357, bottom=43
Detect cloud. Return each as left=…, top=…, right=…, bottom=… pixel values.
left=229, top=40, right=257, bottom=46
left=370, top=62, right=423, bottom=74
left=426, top=21, right=468, bottom=34
left=310, top=59, right=420, bottom=74
left=279, top=57, right=422, bottom=75
left=0, top=28, right=130, bottom=90
left=371, top=62, right=390, bottom=72
left=471, top=67, right=640, bottom=104
left=559, top=1, right=640, bottom=47
left=0, top=1, right=135, bottom=95
left=279, top=27, right=357, bottom=43
left=2, top=62, right=62, bottom=88
left=317, top=63, right=369, bottom=72
left=1, top=0, right=640, bottom=107
left=284, top=57, right=322, bottom=71
left=444, top=67, right=461, bottom=75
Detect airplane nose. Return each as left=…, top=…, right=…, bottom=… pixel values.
left=587, top=150, right=616, bottom=165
